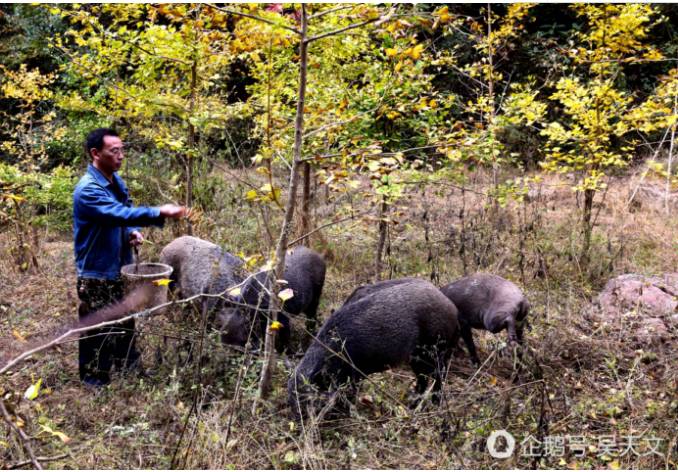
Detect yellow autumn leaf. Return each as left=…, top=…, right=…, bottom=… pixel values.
left=434, top=6, right=449, bottom=19
left=39, top=424, right=71, bottom=443
left=2, top=193, right=25, bottom=202
left=278, top=288, right=294, bottom=302
left=12, top=329, right=27, bottom=342
left=153, top=278, right=171, bottom=287
left=405, top=43, right=425, bottom=60
left=385, top=48, right=397, bottom=57
left=270, top=320, right=284, bottom=331
left=245, top=189, right=258, bottom=201
left=24, top=379, right=42, bottom=400
left=609, top=460, right=621, bottom=470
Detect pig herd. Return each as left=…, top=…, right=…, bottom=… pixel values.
left=159, top=236, right=530, bottom=418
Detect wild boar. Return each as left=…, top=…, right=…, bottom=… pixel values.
left=288, top=279, right=460, bottom=418
left=159, top=235, right=244, bottom=320
left=440, top=273, right=529, bottom=365
left=218, top=245, right=325, bottom=353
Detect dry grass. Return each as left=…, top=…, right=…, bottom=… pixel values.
left=0, top=168, right=676, bottom=469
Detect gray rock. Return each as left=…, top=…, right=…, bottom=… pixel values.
left=589, top=273, right=678, bottom=344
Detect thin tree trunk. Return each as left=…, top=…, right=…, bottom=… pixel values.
left=665, top=97, right=676, bottom=215
left=375, top=196, right=388, bottom=281
left=581, top=188, right=595, bottom=265
left=486, top=3, right=498, bottom=192
left=254, top=4, right=308, bottom=406
left=185, top=58, right=198, bottom=236
left=301, top=161, right=311, bottom=245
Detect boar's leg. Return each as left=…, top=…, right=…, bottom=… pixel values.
left=506, top=317, right=520, bottom=344
left=304, top=288, right=322, bottom=335
left=505, top=317, right=525, bottom=370
left=515, top=322, right=524, bottom=344
left=410, top=345, right=447, bottom=405
left=274, top=313, right=292, bottom=354
left=460, top=323, right=480, bottom=366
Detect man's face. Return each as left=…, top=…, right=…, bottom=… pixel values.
left=91, top=135, right=124, bottom=177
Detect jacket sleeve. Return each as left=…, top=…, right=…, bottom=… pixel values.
left=76, top=183, right=165, bottom=228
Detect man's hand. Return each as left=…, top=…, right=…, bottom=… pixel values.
left=129, top=230, right=144, bottom=247
left=158, top=204, right=187, bottom=219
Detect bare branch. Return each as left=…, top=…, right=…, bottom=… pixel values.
left=9, top=454, right=69, bottom=470
left=288, top=210, right=372, bottom=247
left=306, top=17, right=378, bottom=44
left=309, top=5, right=354, bottom=20
left=206, top=4, right=301, bottom=35
left=0, top=399, right=43, bottom=470
left=128, top=40, right=192, bottom=66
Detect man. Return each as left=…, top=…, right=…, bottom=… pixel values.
left=73, top=128, right=186, bottom=387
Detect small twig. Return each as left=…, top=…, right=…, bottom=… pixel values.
left=397, top=180, right=488, bottom=196
left=309, top=5, right=353, bottom=20
left=306, top=17, right=380, bottom=44
left=627, top=121, right=672, bottom=210
left=288, top=211, right=371, bottom=247
left=206, top=4, right=301, bottom=35
left=0, top=398, right=43, bottom=470
left=9, top=453, right=69, bottom=469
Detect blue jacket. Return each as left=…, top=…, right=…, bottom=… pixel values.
left=73, top=164, right=165, bottom=280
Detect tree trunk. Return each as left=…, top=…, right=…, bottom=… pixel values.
left=254, top=4, right=308, bottom=406
left=185, top=58, right=198, bottom=236
left=301, top=161, right=311, bottom=245
left=375, top=196, right=388, bottom=281
left=665, top=97, right=676, bottom=215
left=581, top=188, right=595, bottom=265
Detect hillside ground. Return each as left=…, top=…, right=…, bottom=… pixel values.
left=1, top=167, right=677, bottom=469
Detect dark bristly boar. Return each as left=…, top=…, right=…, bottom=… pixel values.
left=440, top=273, right=529, bottom=365
left=343, top=277, right=419, bottom=305
left=159, top=236, right=244, bottom=321
left=288, top=279, right=460, bottom=418
left=219, top=245, right=326, bottom=352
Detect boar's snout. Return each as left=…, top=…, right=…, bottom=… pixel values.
left=216, top=307, right=249, bottom=347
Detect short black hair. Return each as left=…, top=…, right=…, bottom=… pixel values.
left=85, top=128, right=119, bottom=160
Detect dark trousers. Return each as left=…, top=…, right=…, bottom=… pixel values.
left=77, top=278, right=140, bottom=384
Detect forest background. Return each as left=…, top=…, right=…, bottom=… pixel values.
left=0, top=3, right=677, bottom=469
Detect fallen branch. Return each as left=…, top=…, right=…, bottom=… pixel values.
left=9, top=453, right=69, bottom=470
left=0, top=268, right=278, bottom=376
left=0, top=288, right=204, bottom=376
left=0, top=398, right=43, bottom=470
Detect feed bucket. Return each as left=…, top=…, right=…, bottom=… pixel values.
left=120, top=262, right=173, bottom=314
